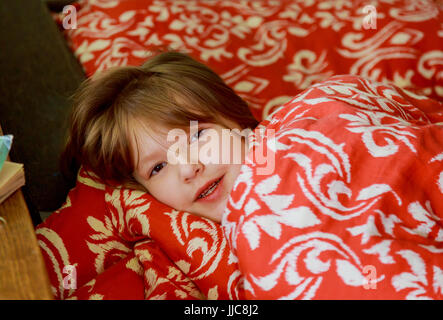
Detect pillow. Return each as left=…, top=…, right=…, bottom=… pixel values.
left=67, top=251, right=145, bottom=300
left=36, top=167, right=244, bottom=300
left=55, top=0, right=443, bottom=122
left=104, top=185, right=244, bottom=300
left=36, top=168, right=138, bottom=299
left=69, top=242, right=203, bottom=300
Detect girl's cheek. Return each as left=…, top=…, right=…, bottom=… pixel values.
left=158, top=176, right=179, bottom=201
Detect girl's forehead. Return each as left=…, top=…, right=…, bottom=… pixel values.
left=130, top=119, right=171, bottom=151
left=128, top=122, right=172, bottom=173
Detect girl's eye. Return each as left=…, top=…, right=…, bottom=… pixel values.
left=190, top=129, right=205, bottom=143
left=150, top=162, right=167, bottom=177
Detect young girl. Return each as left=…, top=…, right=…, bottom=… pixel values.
left=61, top=50, right=259, bottom=223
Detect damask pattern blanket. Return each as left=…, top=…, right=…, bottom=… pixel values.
left=223, top=74, right=443, bottom=299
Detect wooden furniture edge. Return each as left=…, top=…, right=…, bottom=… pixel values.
left=0, top=125, right=53, bottom=299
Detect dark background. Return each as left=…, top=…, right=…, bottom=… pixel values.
left=0, top=0, right=85, bottom=225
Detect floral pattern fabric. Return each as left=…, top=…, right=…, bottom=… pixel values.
left=56, top=0, right=443, bottom=122
left=36, top=169, right=243, bottom=300
left=223, top=75, right=443, bottom=299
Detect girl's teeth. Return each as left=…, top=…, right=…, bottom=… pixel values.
left=199, top=179, right=220, bottom=199
left=199, top=183, right=216, bottom=198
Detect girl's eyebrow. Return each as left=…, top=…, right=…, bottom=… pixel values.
left=138, top=151, right=160, bottom=174
left=133, top=127, right=169, bottom=174
left=136, top=124, right=199, bottom=174
left=137, top=137, right=173, bottom=175
left=139, top=154, right=154, bottom=168
left=136, top=155, right=152, bottom=175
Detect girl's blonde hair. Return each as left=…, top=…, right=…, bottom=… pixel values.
left=60, top=50, right=259, bottom=189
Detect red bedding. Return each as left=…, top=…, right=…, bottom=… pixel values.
left=224, top=74, right=443, bottom=299
left=56, top=0, right=443, bottom=122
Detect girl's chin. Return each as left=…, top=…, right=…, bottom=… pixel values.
left=193, top=193, right=228, bottom=223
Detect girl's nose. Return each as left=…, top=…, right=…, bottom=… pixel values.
left=171, top=142, right=203, bottom=182
left=180, top=162, right=203, bottom=182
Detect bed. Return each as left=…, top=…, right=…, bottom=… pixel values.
left=1, top=0, right=442, bottom=300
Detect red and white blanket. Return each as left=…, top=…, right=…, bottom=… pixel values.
left=224, top=74, right=443, bottom=299
left=37, top=75, right=443, bottom=299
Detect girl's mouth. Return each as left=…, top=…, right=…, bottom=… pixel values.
left=195, top=175, right=224, bottom=202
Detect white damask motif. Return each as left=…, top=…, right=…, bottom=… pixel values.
left=237, top=20, right=288, bottom=67
left=383, top=70, right=415, bottom=90
left=72, top=10, right=135, bottom=38
left=374, top=209, right=403, bottom=237
left=250, top=232, right=384, bottom=299
left=85, top=215, right=132, bottom=274
left=402, top=201, right=443, bottom=241
left=417, top=51, right=443, bottom=86
left=146, top=0, right=286, bottom=64
left=76, top=39, right=111, bottom=64
left=389, top=0, right=439, bottom=22
left=283, top=50, right=334, bottom=90
left=148, top=0, right=187, bottom=22
left=218, top=11, right=264, bottom=39
left=86, top=0, right=120, bottom=9
left=339, top=111, right=418, bottom=157
left=240, top=174, right=321, bottom=250
left=163, top=210, right=227, bottom=281
left=337, top=21, right=420, bottom=81
left=220, top=64, right=270, bottom=111
left=36, top=228, right=76, bottom=299
left=317, top=76, right=429, bottom=120
left=83, top=189, right=152, bottom=274
left=362, top=240, right=395, bottom=264
left=347, top=215, right=382, bottom=245
left=222, top=0, right=284, bottom=17
left=76, top=169, right=106, bottom=190
left=224, top=74, right=442, bottom=299
left=93, top=37, right=151, bottom=72
left=260, top=95, right=293, bottom=120
left=279, top=128, right=401, bottom=221
left=106, top=189, right=151, bottom=237
left=226, top=269, right=244, bottom=300
left=391, top=250, right=436, bottom=299
left=127, top=16, right=154, bottom=42
left=229, top=165, right=255, bottom=211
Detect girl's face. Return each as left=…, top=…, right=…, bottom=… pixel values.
left=130, top=119, right=248, bottom=223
